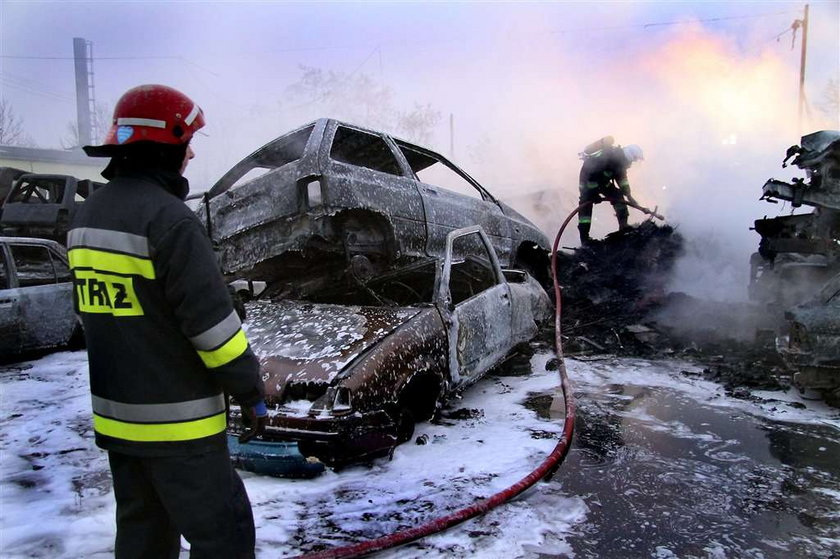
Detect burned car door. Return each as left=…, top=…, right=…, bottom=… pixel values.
left=440, top=226, right=513, bottom=385
left=321, top=123, right=428, bottom=260
left=0, top=243, right=22, bottom=354
left=394, top=141, right=513, bottom=265
left=6, top=241, right=76, bottom=351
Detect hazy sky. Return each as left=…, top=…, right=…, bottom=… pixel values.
left=2, top=0, right=839, bottom=298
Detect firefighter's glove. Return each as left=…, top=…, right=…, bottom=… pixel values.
left=238, top=400, right=267, bottom=443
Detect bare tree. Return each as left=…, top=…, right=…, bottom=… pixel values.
left=0, top=100, right=35, bottom=146
left=286, top=66, right=440, bottom=144
left=61, top=102, right=112, bottom=149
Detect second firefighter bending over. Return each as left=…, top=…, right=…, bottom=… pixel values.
left=577, top=136, right=644, bottom=245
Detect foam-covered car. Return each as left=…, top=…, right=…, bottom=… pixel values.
left=196, top=119, right=550, bottom=298
left=228, top=226, right=551, bottom=464
left=0, top=236, right=81, bottom=357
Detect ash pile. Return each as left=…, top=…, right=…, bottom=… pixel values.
left=553, top=221, right=792, bottom=399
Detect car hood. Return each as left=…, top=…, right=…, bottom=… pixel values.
left=244, top=300, right=421, bottom=395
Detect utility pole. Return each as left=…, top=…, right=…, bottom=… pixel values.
left=792, top=4, right=809, bottom=133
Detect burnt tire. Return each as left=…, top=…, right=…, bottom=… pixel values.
left=394, top=406, right=415, bottom=444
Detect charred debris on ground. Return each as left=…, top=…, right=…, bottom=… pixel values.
left=552, top=221, right=794, bottom=402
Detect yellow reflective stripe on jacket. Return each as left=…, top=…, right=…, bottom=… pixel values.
left=69, top=248, right=156, bottom=279
left=93, top=412, right=226, bottom=442
left=197, top=329, right=249, bottom=369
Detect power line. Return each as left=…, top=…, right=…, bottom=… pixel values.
left=0, top=72, right=74, bottom=102
left=0, top=9, right=798, bottom=62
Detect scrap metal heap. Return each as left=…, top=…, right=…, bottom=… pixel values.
left=750, top=130, right=840, bottom=309
left=554, top=222, right=793, bottom=399
left=754, top=130, right=840, bottom=404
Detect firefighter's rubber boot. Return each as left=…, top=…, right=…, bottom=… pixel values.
left=617, top=212, right=629, bottom=231
left=578, top=223, right=592, bottom=246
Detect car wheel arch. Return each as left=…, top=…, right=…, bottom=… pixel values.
left=514, top=241, right=551, bottom=286
left=396, top=371, right=444, bottom=423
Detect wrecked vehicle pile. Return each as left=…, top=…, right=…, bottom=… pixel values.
left=198, top=120, right=557, bottom=469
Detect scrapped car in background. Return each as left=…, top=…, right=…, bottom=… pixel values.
left=749, top=130, right=840, bottom=310
left=0, top=169, right=104, bottom=243
left=0, top=236, right=81, bottom=357
left=778, top=273, right=840, bottom=405
left=195, top=118, right=551, bottom=299
left=227, top=226, right=551, bottom=467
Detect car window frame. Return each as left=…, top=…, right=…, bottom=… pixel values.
left=438, top=225, right=504, bottom=308
left=6, top=242, right=62, bottom=288
left=393, top=139, right=500, bottom=205
left=206, top=121, right=320, bottom=198
left=325, top=123, right=406, bottom=178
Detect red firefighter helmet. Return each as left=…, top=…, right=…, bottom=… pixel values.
left=84, top=84, right=205, bottom=157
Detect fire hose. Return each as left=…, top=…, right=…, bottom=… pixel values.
left=292, top=200, right=658, bottom=558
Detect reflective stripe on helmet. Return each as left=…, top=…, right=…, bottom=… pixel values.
left=117, top=117, right=167, bottom=128
left=184, top=104, right=201, bottom=126
left=93, top=412, right=226, bottom=442
left=196, top=328, right=249, bottom=369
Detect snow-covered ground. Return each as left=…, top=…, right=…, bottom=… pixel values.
left=1, top=349, right=838, bottom=558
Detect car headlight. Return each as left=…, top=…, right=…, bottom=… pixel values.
left=332, top=387, right=353, bottom=413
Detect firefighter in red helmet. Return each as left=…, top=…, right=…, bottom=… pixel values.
left=68, top=84, right=266, bottom=558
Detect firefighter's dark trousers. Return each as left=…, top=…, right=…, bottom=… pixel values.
left=578, top=184, right=629, bottom=243
left=108, top=448, right=256, bottom=559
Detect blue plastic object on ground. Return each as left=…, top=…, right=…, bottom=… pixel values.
left=227, top=435, right=326, bottom=478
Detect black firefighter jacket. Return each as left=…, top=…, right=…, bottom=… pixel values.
left=68, top=167, right=264, bottom=456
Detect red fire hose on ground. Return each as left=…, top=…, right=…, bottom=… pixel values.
left=292, top=199, right=657, bottom=558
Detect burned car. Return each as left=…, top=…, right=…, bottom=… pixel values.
left=196, top=118, right=551, bottom=298
left=0, top=170, right=104, bottom=243
left=749, top=130, right=840, bottom=309
left=778, top=273, right=840, bottom=404
left=0, top=236, right=81, bottom=357
left=228, top=227, right=551, bottom=466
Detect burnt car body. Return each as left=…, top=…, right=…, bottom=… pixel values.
left=778, top=273, right=840, bottom=404
left=229, top=226, right=551, bottom=464
left=0, top=169, right=104, bottom=243
left=749, top=130, right=840, bottom=309
left=0, top=236, right=80, bottom=357
left=196, top=119, right=550, bottom=298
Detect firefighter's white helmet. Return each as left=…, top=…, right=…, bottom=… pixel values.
left=622, top=144, right=644, bottom=164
